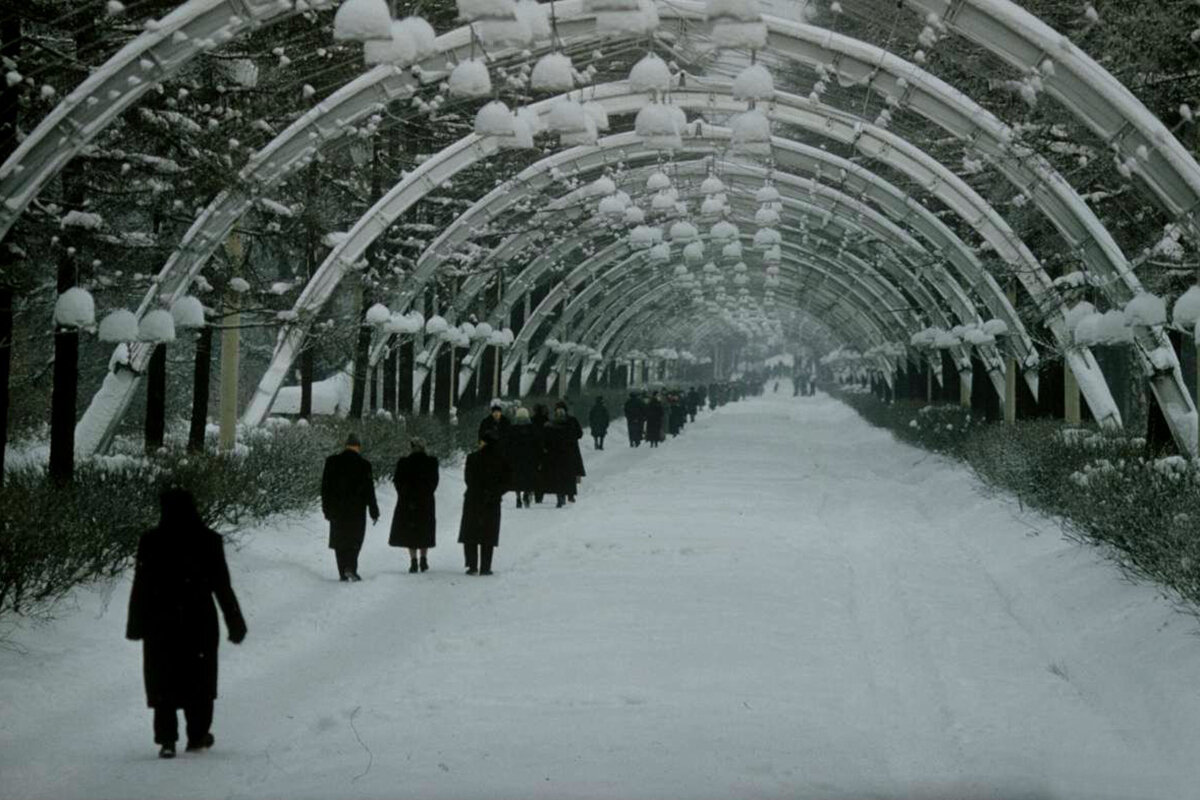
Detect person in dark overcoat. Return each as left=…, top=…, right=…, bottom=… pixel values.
left=478, top=400, right=511, bottom=445
left=668, top=393, right=686, bottom=437
left=644, top=392, right=665, bottom=447
left=458, top=430, right=513, bottom=575
left=530, top=403, right=551, bottom=503
left=623, top=392, right=645, bottom=447
left=507, top=406, right=543, bottom=508
left=555, top=400, right=586, bottom=501
left=686, top=387, right=701, bottom=422
left=588, top=396, right=610, bottom=450
left=541, top=408, right=579, bottom=507
left=389, top=437, right=440, bottom=574
left=321, top=432, right=380, bottom=582
left=126, top=488, right=247, bottom=759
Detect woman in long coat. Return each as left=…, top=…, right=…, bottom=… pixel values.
left=588, top=396, right=610, bottom=450
left=126, top=488, right=247, bottom=759
left=506, top=406, right=543, bottom=508
left=389, top=437, right=440, bottom=573
left=458, top=430, right=513, bottom=575
left=541, top=409, right=579, bottom=507
left=555, top=401, right=586, bottom=501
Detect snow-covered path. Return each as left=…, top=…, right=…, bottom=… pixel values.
left=3, top=387, right=1200, bottom=799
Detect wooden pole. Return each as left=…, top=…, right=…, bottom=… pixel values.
left=1005, top=284, right=1017, bottom=424
left=219, top=233, right=242, bottom=452
left=1064, top=365, right=1081, bottom=425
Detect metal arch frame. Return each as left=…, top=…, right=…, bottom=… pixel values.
left=421, top=156, right=1026, bottom=394
left=893, top=0, right=1200, bottom=237
left=22, top=2, right=1187, bottom=447
left=403, top=152, right=1036, bottom=376
left=477, top=240, right=902, bottom=402
left=507, top=239, right=929, bottom=399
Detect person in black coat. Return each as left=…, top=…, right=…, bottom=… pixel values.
left=555, top=400, right=586, bottom=501
left=588, top=396, right=610, bottom=450
left=507, top=406, right=543, bottom=508
left=389, top=437, right=440, bottom=574
left=541, top=409, right=580, bottom=507
left=126, top=488, right=247, bottom=759
left=321, top=433, right=380, bottom=582
left=530, top=404, right=551, bottom=504
left=685, top=387, right=701, bottom=422
left=644, top=392, right=665, bottom=447
left=478, top=400, right=511, bottom=445
left=668, top=393, right=686, bottom=437
left=623, top=392, right=645, bottom=447
left=458, top=430, right=513, bottom=575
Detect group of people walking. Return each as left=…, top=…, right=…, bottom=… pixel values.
left=621, top=387, right=704, bottom=447
left=125, top=380, right=765, bottom=760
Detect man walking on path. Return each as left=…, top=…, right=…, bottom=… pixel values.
left=588, top=396, right=610, bottom=450
left=321, top=433, right=380, bottom=582
left=458, top=429, right=513, bottom=575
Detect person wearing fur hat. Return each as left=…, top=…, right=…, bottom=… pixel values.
left=506, top=406, right=543, bottom=508
left=478, top=399, right=511, bottom=446
left=389, top=437, right=439, bottom=573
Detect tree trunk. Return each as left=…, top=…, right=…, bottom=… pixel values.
left=188, top=325, right=213, bottom=453
left=49, top=166, right=85, bottom=486
left=300, top=164, right=318, bottom=420
left=0, top=286, right=11, bottom=487
left=348, top=296, right=372, bottom=420
left=144, top=344, right=167, bottom=452
left=300, top=347, right=314, bottom=420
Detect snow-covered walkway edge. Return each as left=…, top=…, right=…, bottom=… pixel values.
left=2, top=387, right=1199, bottom=799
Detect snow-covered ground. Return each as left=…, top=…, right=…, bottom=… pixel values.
left=3, top=385, right=1200, bottom=799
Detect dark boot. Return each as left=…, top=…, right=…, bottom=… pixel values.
left=409, top=559, right=419, bottom=574
left=419, top=557, right=429, bottom=572
left=159, top=744, right=176, bottom=759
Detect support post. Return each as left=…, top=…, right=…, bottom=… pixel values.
left=1064, top=364, right=1081, bottom=425
left=188, top=324, right=213, bottom=453
left=144, top=344, right=167, bottom=452
left=219, top=234, right=242, bottom=452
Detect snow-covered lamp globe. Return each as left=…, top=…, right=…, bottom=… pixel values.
left=98, top=309, right=138, bottom=342
left=138, top=309, right=176, bottom=343
left=170, top=296, right=206, bottom=329
left=365, top=302, right=392, bottom=326
left=54, top=287, right=95, bottom=329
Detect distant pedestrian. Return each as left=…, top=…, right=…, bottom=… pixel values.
left=644, top=392, right=665, bottom=447
left=389, top=437, right=439, bottom=574
left=588, top=396, right=610, bottom=450
left=623, top=391, right=645, bottom=447
left=507, top=406, right=543, bottom=508
left=320, top=433, right=380, bottom=582
left=685, top=387, right=701, bottom=422
left=458, top=430, right=513, bottom=575
left=530, top=403, right=551, bottom=503
left=126, top=488, right=247, bottom=760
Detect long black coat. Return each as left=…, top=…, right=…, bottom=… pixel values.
left=644, top=399, right=665, bottom=442
left=478, top=413, right=511, bottom=444
left=624, top=396, right=644, bottom=442
left=321, top=449, right=380, bottom=551
left=126, top=524, right=246, bottom=709
left=506, top=422, right=543, bottom=493
left=588, top=402, right=610, bottom=437
left=563, top=413, right=586, bottom=478
left=389, top=451, right=439, bottom=549
left=458, top=446, right=513, bottom=547
left=540, top=419, right=579, bottom=495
